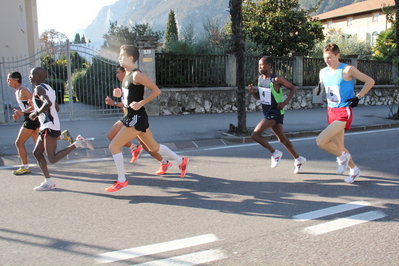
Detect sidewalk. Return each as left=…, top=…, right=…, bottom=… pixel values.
left=1, top=105, right=398, bottom=166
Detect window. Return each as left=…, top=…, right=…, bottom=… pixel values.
left=373, top=13, right=379, bottom=22
left=327, top=21, right=333, bottom=29
left=19, top=4, right=25, bottom=32
left=347, top=17, right=353, bottom=26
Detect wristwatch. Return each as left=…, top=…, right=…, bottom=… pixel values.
left=114, top=101, right=117, bottom=106
left=356, top=94, right=362, bottom=99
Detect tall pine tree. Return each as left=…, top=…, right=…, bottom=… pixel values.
left=74, top=33, right=81, bottom=44
left=165, top=10, right=178, bottom=50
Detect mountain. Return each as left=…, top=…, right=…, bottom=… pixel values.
left=84, top=0, right=230, bottom=44
left=299, top=0, right=367, bottom=15
left=84, top=0, right=367, bottom=45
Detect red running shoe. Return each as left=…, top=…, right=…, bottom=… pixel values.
left=105, top=181, right=128, bottom=192
left=179, top=157, right=189, bottom=178
left=155, top=161, right=172, bottom=175
left=130, top=145, right=143, bottom=163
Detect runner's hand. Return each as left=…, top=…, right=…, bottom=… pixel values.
left=129, top=101, right=143, bottom=111
left=105, top=96, right=113, bottom=105
left=113, top=88, right=122, bottom=97
left=248, top=84, right=254, bottom=93
left=345, top=96, right=360, bottom=107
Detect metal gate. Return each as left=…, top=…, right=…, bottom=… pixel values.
left=0, top=42, right=122, bottom=124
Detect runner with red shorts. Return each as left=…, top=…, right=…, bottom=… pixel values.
left=316, top=44, right=374, bottom=183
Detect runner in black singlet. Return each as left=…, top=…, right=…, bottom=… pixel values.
left=105, top=66, right=173, bottom=174
left=105, top=45, right=189, bottom=193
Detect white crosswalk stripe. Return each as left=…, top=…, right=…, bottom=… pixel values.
left=131, top=249, right=226, bottom=266
left=96, top=234, right=224, bottom=264
left=305, top=210, right=386, bottom=235
left=293, top=201, right=371, bottom=221
left=293, top=201, right=386, bottom=235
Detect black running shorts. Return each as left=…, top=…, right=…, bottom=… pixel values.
left=23, top=113, right=40, bottom=130
left=38, top=128, right=61, bottom=139
left=120, top=111, right=149, bottom=132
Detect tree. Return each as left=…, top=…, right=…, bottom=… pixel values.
left=229, top=0, right=247, bottom=133
left=39, top=29, right=67, bottom=55
left=310, top=29, right=372, bottom=59
left=81, top=34, right=87, bottom=44
left=74, top=33, right=81, bottom=44
left=165, top=10, right=178, bottom=49
left=394, top=0, right=399, bottom=116
left=203, top=17, right=231, bottom=54
left=372, top=27, right=396, bottom=61
left=102, top=21, right=163, bottom=52
left=242, top=0, right=324, bottom=56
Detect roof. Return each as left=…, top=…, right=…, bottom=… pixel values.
left=313, top=0, right=395, bottom=20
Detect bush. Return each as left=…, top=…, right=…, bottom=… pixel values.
left=73, top=56, right=119, bottom=107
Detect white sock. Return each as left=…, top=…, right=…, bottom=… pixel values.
left=158, top=144, right=182, bottom=165
left=112, top=152, right=126, bottom=183
left=160, top=158, right=168, bottom=165
left=129, top=143, right=136, bottom=150
left=23, top=164, right=29, bottom=169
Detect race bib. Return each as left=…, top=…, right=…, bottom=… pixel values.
left=326, top=85, right=341, bottom=104
left=122, top=88, right=129, bottom=107
left=258, top=86, right=272, bottom=105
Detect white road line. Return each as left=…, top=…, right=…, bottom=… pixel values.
left=97, top=234, right=219, bottom=264
left=131, top=249, right=226, bottom=266
left=1, top=127, right=398, bottom=169
left=293, top=201, right=371, bottom=221
left=305, top=210, right=386, bottom=235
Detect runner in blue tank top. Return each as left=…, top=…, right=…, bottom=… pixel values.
left=248, top=56, right=306, bottom=173
left=316, top=44, right=374, bottom=183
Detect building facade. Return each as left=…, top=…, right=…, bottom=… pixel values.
left=314, top=0, right=395, bottom=45
left=0, top=0, right=40, bottom=123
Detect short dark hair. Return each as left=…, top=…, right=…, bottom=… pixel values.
left=120, top=45, right=139, bottom=63
left=31, top=67, right=48, bottom=83
left=117, top=66, right=125, bottom=72
left=8, top=71, right=22, bottom=83
left=260, top=56, right=273, bottom=65
left=323, top=43, right=340, bottom=55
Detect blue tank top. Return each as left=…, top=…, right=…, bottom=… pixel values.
left=323, top=63, right=354, bottom=108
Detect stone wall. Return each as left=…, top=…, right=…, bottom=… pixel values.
left=157, top=85, right=399, bottom=115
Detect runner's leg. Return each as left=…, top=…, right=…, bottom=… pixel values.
left=271, top=123, right=299, bottom=159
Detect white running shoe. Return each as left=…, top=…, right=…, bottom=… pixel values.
left=271, top=150, right=283, bottom=168
left=344, top=168, right=361, bottom=183
left=336, top=152, right=351, bottom=174
left=75, top=134, right=94, bottom=150
left=34, top=179, right=56, bottom=191
left=294, top=156, right=306, bottom=174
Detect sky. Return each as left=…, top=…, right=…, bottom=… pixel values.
left=37, top=0, right=118, bottom=39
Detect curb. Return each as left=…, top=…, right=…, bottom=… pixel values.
left=220, top=122, right=399, bottom=144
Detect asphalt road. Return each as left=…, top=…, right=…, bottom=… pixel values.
left=0, top=128, right=398, bottom=266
